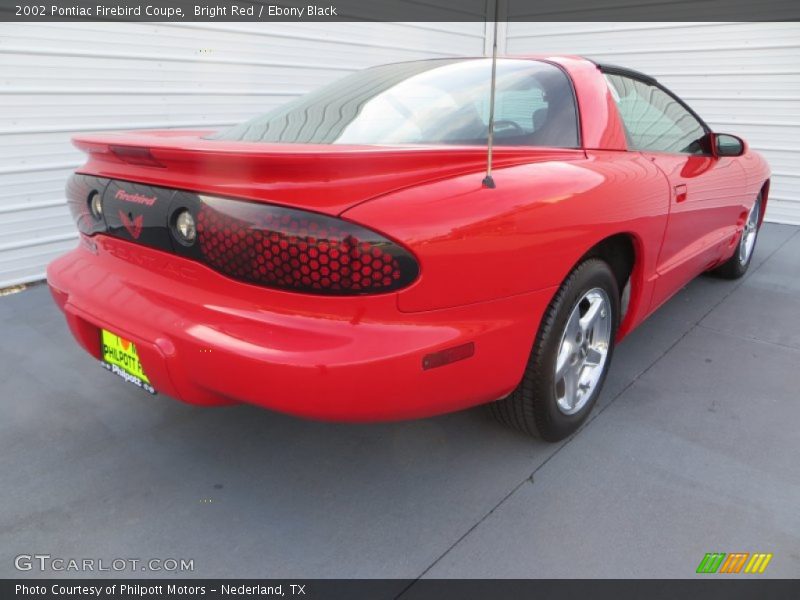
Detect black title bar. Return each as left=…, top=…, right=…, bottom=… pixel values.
left=4, top=579, right=800, bottom=600
left=2, top=0, right=800, bottom=22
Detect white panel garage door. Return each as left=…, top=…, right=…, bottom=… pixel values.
left=504, top=22, right=800, bottom=225
left=0, top=21, right=486, bottom=287
left=2, top=20, right=798, bottom=288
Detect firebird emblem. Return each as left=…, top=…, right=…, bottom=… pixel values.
left=119, top=210, right=144, bottom=239
left=115, top=189, right=157, bottom=206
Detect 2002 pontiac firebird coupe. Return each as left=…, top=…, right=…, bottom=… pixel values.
left=47, top=56, right=770, bottom=441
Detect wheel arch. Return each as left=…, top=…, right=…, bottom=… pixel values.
left=576, top=231, right=645, bottom=339
left=758, top=179, right=770, bottom=227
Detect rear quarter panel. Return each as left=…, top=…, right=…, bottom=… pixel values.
left=343, top=150, right=670, bottom=335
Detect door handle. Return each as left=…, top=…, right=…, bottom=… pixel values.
left=674, top=184, right=688, bottom=203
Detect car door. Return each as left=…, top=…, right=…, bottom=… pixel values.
left=604, top=72, right=746, bottom=311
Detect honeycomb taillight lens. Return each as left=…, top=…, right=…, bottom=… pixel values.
left=65, top=175, right=418, bottom=295
left=196, top=195, right=419, bottom=295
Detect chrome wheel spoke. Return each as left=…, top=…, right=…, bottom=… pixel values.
left=563, top=365, right=579, bottom=410
left=565, top=308, right=581, bottom=344
left=555, top=340, right=573, bottom=380
left=579, top=296, right=603, bottom=335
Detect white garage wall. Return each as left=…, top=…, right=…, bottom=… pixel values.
left=0, top=21, right=486, bottom=287
left=504, top=21, right=800, bottom=225
left=1, top=21, right=798, bottom=288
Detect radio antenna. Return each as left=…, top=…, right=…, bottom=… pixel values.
left=482, top=6, right=500, bottom=189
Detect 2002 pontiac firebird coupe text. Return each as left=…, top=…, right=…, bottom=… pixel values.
left=47, top=56, right=770, bottom=441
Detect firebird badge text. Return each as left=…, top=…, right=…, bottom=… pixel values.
left=115, top=189, right=157, bottom=206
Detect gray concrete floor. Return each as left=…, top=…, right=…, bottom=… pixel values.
left=1, top=224, right=799, bottom=580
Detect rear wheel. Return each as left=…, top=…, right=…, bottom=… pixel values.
left=712, top=194, right=762, bottom=280
left=489, top=259, right=620, bottom=441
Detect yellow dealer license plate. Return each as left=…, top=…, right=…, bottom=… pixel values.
left=100, top=329, right=156, bottom=394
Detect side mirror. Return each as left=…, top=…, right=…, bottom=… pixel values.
left=713, top=133, right=746, bottom=157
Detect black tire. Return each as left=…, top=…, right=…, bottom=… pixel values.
left=711, top=194, right=762, bottom=280
left=489, top=258, right=620, bottom=442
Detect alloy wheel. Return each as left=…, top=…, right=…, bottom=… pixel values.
left=739, top=198, right=760, bottom=265
left=554, top=288, right=612, bottom=415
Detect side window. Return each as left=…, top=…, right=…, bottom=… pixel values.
left=471, top=66, right=578, bottom=146
left=492, top=87, right=549, bottom=134
left=605, top=74, right=707, bottom=154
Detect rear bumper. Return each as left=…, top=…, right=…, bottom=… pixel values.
left=47, top=235, right=555, bottom=421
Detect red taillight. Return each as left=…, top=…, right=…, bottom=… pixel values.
left=65, top=174, right=107, bottom=236
left=65, top=174, right=419, bottom=295
left=196, top=195, right=418, bottom=295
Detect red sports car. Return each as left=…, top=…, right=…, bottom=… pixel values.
left=47, top=56, right=769, bottom=441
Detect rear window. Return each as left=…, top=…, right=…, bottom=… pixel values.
left=211, top=58, right=579, bottom=148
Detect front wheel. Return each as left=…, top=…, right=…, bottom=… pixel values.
left=489, top=259, right=620, bottom=442
left=712, top=194, right=762, bottom=280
